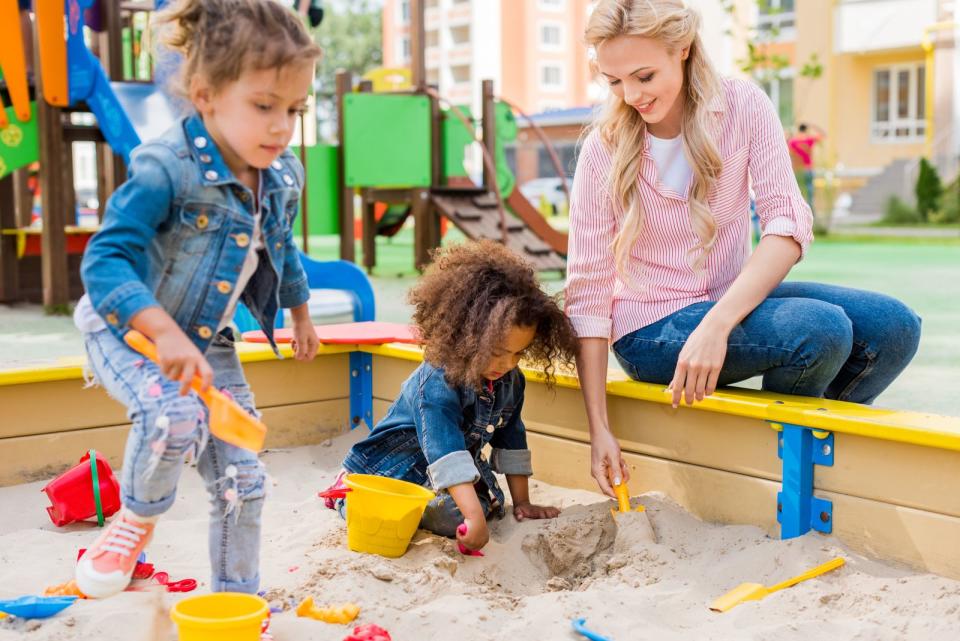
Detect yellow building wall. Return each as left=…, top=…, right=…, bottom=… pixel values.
left=795, top=0, right=927, bottom=174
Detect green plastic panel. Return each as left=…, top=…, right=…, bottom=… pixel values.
left=289, top=144, right=341, bottom=235
left=343, top=93, right=431, bottom=188
left=442, top=105, right=475, bottom=180
left=439, top=102, right=518, bottom=197
left=0, top=103, right=40, bottom=179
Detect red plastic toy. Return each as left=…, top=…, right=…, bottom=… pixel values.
left=42, top=450, right=121, bottom=527
left=343, top=624, right=392, bottom=641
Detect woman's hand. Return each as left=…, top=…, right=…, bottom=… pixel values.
left=591, top=428, right=629, bottom=499
left=289, top=304, right=319, bottom=361
left=154, top=327, right=213, bottom=395
left=513, top=501, right=560, bottom=521
left=456, top=516, right=489, bottom=551
left=668, top=319, right=730, bottom=408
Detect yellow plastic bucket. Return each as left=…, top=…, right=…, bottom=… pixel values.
left=170, top=593, right=268, bottom=641
left=344, top=474, right=436, bottom=558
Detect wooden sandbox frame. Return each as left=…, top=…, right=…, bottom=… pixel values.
left=1, top=341, right=958, bottom=579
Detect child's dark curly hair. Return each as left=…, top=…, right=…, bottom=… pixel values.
left=409, top=240, right=579, bottom=390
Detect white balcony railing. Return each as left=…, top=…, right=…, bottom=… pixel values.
left=834, top=0, right=938, bottom=54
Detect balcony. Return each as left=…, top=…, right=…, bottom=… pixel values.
left=834, top=0, right=938, bottom=54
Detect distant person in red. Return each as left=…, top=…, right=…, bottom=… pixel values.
left=788, top=123, right=825, bottom=214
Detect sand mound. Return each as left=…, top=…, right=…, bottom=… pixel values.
left=1, top=431, right=958, bottom=641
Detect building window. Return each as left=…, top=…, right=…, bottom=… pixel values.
left=540, top=22, right=563, bottom=50
left=538, top=0, right=565, bottom=10
left=400, top=0, right=409, bottom=23
left=757, top=0, right=795, bottom=36
left=541, top=64, right=563, bottom=89
left=449, top=24, right=471, bottom=46
left=759, top=73, right=794, bottom=126
left=872, top=64, right=925, bottom=142
left=400, top=37, right=411, bottom=62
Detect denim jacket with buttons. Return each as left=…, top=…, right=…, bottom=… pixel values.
left=343, top=361, right=534, bottom=516
left=80, top=114, right=310, bottom=353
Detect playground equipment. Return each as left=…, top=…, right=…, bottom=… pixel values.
left=335, top=0, right=568, bottom=274
left=0, top=0, right=178, bottom=306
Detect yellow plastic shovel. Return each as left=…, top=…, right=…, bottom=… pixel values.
left=123, top=330, right=267, bottom=452
left=709, top=557, right=845, bottom=612
left=610, top=479, right=645, bottom=518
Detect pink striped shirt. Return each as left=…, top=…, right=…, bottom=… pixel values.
left=564, top=77, right=814, bottom=343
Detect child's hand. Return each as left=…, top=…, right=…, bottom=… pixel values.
left=289, top=305, right=319, bottom=361
left=456, top=516, right=489, bottom=551
left=513, top=501, right=560, bottom=521
left=154, top=327, right=213, bottom=395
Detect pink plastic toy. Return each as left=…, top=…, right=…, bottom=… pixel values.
left=456, top=523, right=484, bottom=557
left=343, top=623, right=393, bottom=641
left=41, top=450, right=120, bottom=527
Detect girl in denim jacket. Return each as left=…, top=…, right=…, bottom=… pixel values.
left=72, top=0, right=321, bottom=598
left=326, top=241, right=580, bottom=553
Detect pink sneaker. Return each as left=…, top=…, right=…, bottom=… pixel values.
left=75, top=510, right=156, bottom=598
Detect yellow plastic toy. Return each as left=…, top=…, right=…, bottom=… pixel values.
left=296, top=597, right=360, bottom=624
left=710, top=557, right=846, bottom=612
left=610, top=480, right=645, bottom=519
left=343, top=473, right=436, bottom=558
left=170, top=592, right=269, bottom=641
left=43, top=580, right=88, bottom=599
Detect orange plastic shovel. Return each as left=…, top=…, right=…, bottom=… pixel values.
left=709, top=557, right=845, bottom=612
left=123, top=330, right=267, bottom=452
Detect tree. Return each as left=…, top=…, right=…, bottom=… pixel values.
left=310, top=0, right=383, bottom=141
left=915, top=158, right=943, bottom=222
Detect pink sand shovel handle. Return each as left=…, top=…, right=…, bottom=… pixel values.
left=456, top=523, right=484, bottom=557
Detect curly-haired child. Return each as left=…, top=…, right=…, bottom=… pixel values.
left=323, top=240, right=579, bottom=553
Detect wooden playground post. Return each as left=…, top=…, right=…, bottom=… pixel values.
left=96, top=0, right=127, bottom=217
left=409, top=0, right=434, bottom=270
left=0, top=177, right=20, bottom=301
left=357, top=80, right=377, bottom=274
left=36, top=94, right=69, bottom=310
left=481, top=79, right=496, bottom=193
left=335, top=70, right=355, bottom=263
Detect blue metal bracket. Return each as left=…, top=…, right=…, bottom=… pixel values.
left=771, top=422, right=834, bottom=538
left=349, top=352, right=373, bottom=430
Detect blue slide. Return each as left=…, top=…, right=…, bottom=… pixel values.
left=67, top=0, right=177, bottom=162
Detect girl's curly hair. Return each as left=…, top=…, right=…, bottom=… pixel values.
left=409, top=240, right=579, bottom=390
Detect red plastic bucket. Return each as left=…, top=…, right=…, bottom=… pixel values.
left=41, top=450, right=121, bottom=527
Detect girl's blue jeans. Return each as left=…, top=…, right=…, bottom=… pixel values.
left=612, top=282, right=921, bottom=404
left=84, top=327, right=265, bottom=593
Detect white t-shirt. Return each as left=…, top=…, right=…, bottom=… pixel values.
left=647, top=132, right=692, bottom=196
left=219, top=172, right=264, bottom=331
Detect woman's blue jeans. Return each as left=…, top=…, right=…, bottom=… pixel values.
left=612, top=282, right=921, bottom=404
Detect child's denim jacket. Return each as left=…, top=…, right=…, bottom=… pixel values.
left=343, top=361, right=534, bottom=515
left=80, top=113, right=309, bottom=353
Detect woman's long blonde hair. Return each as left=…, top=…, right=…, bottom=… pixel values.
left=586, top=0, right=722, bottom=278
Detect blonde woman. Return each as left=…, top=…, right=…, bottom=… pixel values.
left=565, top=0, right=921, bottom=497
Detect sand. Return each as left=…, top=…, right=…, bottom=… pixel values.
left=1, top=429, right=958, bottom=641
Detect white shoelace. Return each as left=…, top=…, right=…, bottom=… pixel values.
left=100, top=520, right=147, bottom=557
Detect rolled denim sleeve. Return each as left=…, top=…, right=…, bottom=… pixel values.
left=490, top=374, right=533, bottom=476
left=277, top=153, right=310, bottom=309
left=414, top=368, right=480, bottom=491
left=81, top=144, right=180, bottom=328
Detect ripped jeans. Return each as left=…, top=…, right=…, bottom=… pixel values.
left=83, top=327, right=265, bottom=593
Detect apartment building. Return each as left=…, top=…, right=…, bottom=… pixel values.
left=382, top=0, right=597, bottom=115
left=748, top=0, right=958, bottom=207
